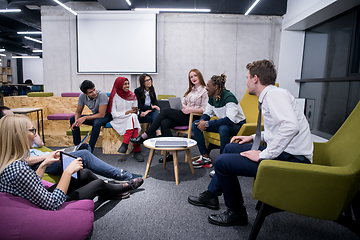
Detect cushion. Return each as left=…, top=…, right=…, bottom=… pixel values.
left=66, top=126, right=92, bottom=136
left=106, top=92, right=110, bottom=97
left=27, top=92, right=54, bottom=97
left=47, top=113, right=75, bottom=120
left=61, top=92, right=81, bottom=97
left=173, top=126, right=188, bottom=130
left=105, top=122, right=112, bottom=128
left=0, top=183, right=94, bottom=240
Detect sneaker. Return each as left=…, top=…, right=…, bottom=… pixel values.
left=209, top=170, right=215, bottom=178
left=192, top=155, right=213, bottom=169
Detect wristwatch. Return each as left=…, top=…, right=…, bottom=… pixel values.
left=205, top=121, right=209, bottom=128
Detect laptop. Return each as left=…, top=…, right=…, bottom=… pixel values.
left=168, top=97, right=183, bottom=110
left=60, top=152, right=80, bottom=179
left=157, top=100, right=170, bottom=110
left=155, top=140, right=188, bottom=148
left=61, top=131, right=90, bottom=153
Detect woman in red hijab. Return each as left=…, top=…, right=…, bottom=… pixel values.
left=108, top=77, right=144, bottom=161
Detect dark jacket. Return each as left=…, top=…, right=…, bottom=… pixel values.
left=134, top=87, right=158, bottom=112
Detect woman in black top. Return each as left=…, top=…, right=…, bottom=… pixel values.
left=134, top=73, right=161, bottom=136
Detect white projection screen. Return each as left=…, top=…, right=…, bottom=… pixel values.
left=77, top=11, right=157, bottom=73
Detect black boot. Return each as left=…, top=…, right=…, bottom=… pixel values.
left=130, top=135, right=145, bottom=144
left=188, top=190, right=219, bottom=210
left=118, top=142, right=128, bottom=154
left=158, top=153, right=173, bottom=163
left=208, top=207, right=248, bottom=226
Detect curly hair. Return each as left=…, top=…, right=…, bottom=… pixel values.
left=246, top=59, right=277, bottom=86
left=211, top=73, right=227, bottom=101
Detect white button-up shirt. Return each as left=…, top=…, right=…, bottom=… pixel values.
left=254, top=85, right=313, bottom=162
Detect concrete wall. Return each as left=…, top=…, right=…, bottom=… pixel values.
left=23, top=58, right=43, bottom=84
left=41, top=2, right=282, bottom=100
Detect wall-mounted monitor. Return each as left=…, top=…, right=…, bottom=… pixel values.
left=77, top=11, right=157, bottom=73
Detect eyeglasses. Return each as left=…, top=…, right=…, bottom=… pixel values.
left=28, top=128, right=36, bottom=135
left=144, top=79, right=151, bottom=82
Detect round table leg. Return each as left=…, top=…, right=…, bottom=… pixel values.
left=144, top=149, right=155, bottom=178
left=173, top=150, right=179, bottom=185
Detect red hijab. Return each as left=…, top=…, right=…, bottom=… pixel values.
left=107, top=77, right=137, bottom=114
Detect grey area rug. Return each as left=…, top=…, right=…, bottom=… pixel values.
left=51, top=145, right=359, bottom=240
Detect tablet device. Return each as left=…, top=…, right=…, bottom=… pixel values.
left=60, top=152, right=80, bottom=179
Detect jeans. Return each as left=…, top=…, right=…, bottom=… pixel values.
left=70, top=113, right=112, bottom=152
left=34, top=149, right=133, bottom=181
left=139, top=110, right=160, bottom=137
left=192, top=120, right=242, bottom=155
left=208, top=143, right=311, bottom=211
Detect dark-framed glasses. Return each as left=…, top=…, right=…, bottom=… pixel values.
left=29, top=128, right=37, bottom=135
left=144, top=78, right=151, bottom=82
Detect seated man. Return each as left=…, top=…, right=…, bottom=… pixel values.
left=192, top=73, right=246, bottom=168
left=188, top=60, right=313, bottom=226
left=70, top=80, right=112, bottom=152
left=0, top=106, right=141, bottom=182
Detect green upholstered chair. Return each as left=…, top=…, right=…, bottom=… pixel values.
left=66, top=126, right=92, bottom=136
left=27, top=92, right=54, bottom=97
left=35, top=146, right=60, bottom=183
left=157, top=94, right=176, bottom=100
left=249, top=100, right=360, bottom=239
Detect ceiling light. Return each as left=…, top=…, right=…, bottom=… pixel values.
left=24, top=36, right=42, bottom=44
left=0, top=49, right=5, bottom=52
left=245, top=0, right=260, bottom=16
left=33, top=49, right=43, bottom=53
left=53, top=0, right=77, bottom=16
left=0, top=54, right=6, bottom=57
left=12, top=56, right=40, bottom=59
left=17, top=31, right=42, bottom=35
left=0, top=9, right=21, bottom=13
left=125, top=0, right=131, bottom=6
left=134, top=8, right=211, bottom=13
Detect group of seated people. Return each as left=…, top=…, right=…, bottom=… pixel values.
left=0, top=59, right=314, bottom=229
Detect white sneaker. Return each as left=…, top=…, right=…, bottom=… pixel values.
left=192, top=155, right=213, bottom=168
left=209, top=170, right=215, bottom=178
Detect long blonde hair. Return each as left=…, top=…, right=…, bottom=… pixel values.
left=0, top=114, right=30, bottom=174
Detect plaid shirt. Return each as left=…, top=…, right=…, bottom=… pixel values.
left=0, top=160, right=66, bottom=210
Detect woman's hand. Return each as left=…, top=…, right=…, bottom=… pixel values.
left=140, top=110, right=151, bottom=118
left=230, top=135, right=253, bottom=144
left=64, top=157, right=83, bottom=175
left=181, top=105, right=192, bottom=114
left=41, top=151, right=60, bottom=168
left=152, top=105, right=160, bottom=111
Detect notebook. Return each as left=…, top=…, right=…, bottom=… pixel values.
left=61, top=131, right=90, bottom=153
left=155, top=140, right=188, bottom=148
left=60, top=152, right=80, bottom=179
left=168, top=97, right=182, bottom=110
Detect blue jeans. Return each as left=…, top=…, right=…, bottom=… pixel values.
left=208, top=143, right=311, bottom=211
left=138, top=110, right=160, bottom=136
left=36, top=150, right=134, bottom=181
left=70, top=113, right=112, bottom=152
left=192, top=120, right=243, bottom=155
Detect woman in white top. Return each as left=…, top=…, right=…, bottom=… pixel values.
left=108, top=77, right=144, bottom=161
left=130, top=69, right=208, bottom=162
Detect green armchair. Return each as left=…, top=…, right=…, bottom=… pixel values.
left=249, top=100, right=360, bottom=239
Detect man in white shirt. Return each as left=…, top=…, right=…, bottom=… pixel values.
left=188, top=59, right=313, bottom=226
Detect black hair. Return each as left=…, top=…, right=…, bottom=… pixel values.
left=139, top=73, right=155, bottom=100
left=80, top=80, right=95, bottom=94
left=0, top=106, right=10, bottom=119
left=211, top=73, right=227, bottom=101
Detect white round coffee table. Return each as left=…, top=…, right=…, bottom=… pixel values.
left=143, top=137, right=197, bottom=185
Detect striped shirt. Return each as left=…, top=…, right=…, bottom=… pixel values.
left=182, top=85, right=208, bottom=113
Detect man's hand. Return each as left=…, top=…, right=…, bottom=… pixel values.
left=240, top=150, right=261, bottom=162
left=230, top=135, right=253, bottom=144
left=71, top=116, right=86, bottom=130
left=196, top=120, right=207, bottom=132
